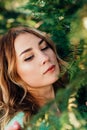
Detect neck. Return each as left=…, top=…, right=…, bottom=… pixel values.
left=28, top=85, right=55, bottom=107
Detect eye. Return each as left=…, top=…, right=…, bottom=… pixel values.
left=24, top=55, right=34, bottom=61
left=41, top=43, right=50, bottom=51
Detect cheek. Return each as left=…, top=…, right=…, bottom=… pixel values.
left=51, top=52, right=60, bottom=73
left=17, top=64, right=33, bottom=78
left=49, top=51, right=58, bottom=62
left=17, top=63, right=42, bottom=86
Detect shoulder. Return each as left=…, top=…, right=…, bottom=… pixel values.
left=5, top=112, right=25, bottom=129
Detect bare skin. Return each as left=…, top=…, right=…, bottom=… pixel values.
left=6, top=122, right=21, bottom=130
left=6, top=33, right=60, bottom=130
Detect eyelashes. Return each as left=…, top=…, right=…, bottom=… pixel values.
left=24, top=55, right=34, bottom=61
left=41, top=45, right=49, bottom=51
left=24, top=44, right=50, bottom=62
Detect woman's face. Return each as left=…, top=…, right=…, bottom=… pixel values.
left=14, top=32, right=60, bottom=88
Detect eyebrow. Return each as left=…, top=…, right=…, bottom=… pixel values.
left=19, top=39, right=44, bottom=56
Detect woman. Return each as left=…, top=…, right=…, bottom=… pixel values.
left=0, top=26, right=68, bottom=130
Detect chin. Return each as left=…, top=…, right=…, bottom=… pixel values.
left=49, top=76, right=59, bottom=84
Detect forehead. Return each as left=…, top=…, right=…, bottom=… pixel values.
left=14, top=32, right=42, bottom=55
left=15, top=32, right=42, bottom=46
left=15, top=32, right=41, bottom=43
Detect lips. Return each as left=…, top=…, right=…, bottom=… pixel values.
left=43, top=65, right=55, bottom=74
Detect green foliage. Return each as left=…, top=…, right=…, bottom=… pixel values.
left=21, top=1, right=87, bottom=129
left=0, top=0, right=33, bottom=34
left=21, top=0, right=72, bottom=59
left=0, top=0, right=87, bottom=129
left=17, top=0, right=87, bottom=59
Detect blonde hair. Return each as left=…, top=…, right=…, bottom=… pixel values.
left=0, top=26, right=68, bottom=129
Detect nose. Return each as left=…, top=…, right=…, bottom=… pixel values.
left=39, top=51, right=50, bottom=65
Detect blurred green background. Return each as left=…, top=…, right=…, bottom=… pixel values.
left=0, top=0, right=87, bottom=129
left=0, top=0, right=87, bottom=60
